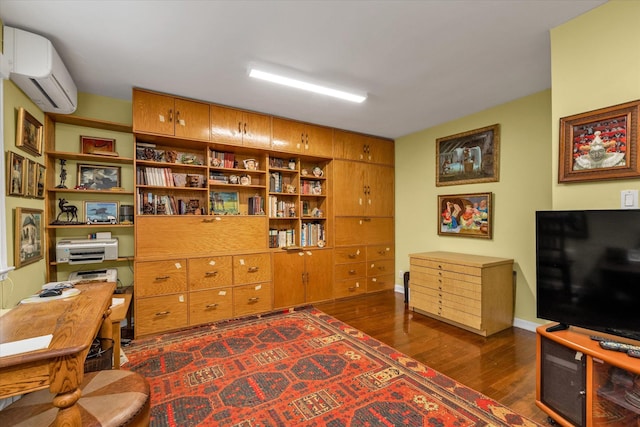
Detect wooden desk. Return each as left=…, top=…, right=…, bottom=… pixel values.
left=0, top=282, right=114, bottom=426
left=110, top=292, right=132, bottom=369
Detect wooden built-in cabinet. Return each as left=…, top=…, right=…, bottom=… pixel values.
left=272, top=117, right=334, bottom=157
left=409, top=251, right=514, bottom=336
left=132, top=88, right=394, bottom=337
left=333, top=129, right=394, bottom=165
left=536, top=324, right=640, bottom=427
left=133, top=89, right=210, bottom=141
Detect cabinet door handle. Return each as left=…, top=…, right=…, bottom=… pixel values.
left=248, top=297, right=260, bottom=303
left=175, top=110, right=181, bottom=125
left=244, top=122, right=247, bottom=134
left=238, top=121, right=242, bottom=133
left=205, top=271, right=218, bottom=277
left=205, top=303, right=219, bottom=309
left=155, top=311, right=170, bottom=316
left=248, top=266, right=259, bottom=273
left=202, top=218, right=215, bottom=223
left=168, top=109, right=173, bottom=123
left=155, top=275, right=170, bottom=280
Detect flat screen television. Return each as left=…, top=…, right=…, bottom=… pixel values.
left=536, top=209, right=640, bottom=341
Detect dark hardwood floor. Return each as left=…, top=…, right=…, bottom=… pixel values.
left=315, top=290, right=549, bottom=425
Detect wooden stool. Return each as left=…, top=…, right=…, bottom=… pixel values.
left=0, top=370, right=150, bottom=427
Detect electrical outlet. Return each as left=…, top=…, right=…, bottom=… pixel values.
left=399, top=270, right=404, bottom=279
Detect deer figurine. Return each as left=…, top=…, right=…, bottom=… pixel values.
left=56, top=198, right=78, bottom=223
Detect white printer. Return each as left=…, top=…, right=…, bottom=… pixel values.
left=56, top=239, right=118, bottom=264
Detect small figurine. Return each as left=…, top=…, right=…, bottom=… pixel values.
left=54, top=198, right=78, bottom=223
left=56, top=159, right=68, bottom=189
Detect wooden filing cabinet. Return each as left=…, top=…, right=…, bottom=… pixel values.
left=188, top=256, right=234, bottom=324
left=409, top=251, right=514, bottom=336
left=232, top=253, right=272, bottom=317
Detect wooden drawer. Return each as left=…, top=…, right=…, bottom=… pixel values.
left=334, top=217, right=394, bottom=246
left=189, top=256, right=233, bottom=290
left=233, top=253, right=271, bottom=285
left=333, top=278, right=366, bottom=299
left=411, top=265, right=482, bottom=286
left=136, top=293, right=188, bottom=337
left=411, top=292, right=482, bottom=330
left=367, top=259, right=394, bottom=277
left=233, top=282, right=272, bottom=317
left=417, top=287, right=481, bottom=313
left=135, top=260, right=187, bottom=297
left=367, top=244, right=394, bottom=262
left=334, top=246, right=366, bottom=264
left=189, top=288, right=234, bottom=325
left=136, top=216, right=267, bottom=258
left=367, top=274, right=395, bottom=293
left=334, top=262, right=366, bottom=281
left=410, top=258, right=482, bottom=277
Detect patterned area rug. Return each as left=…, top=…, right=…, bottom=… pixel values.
left=124, top=307, right=539, bottom=426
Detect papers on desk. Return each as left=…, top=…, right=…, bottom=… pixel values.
left=111, top=297, right=125, bottom=308
left=0, top=334, right=53, bottom=358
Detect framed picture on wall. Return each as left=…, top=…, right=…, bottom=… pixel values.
left=436, top=124, right=500, bottom=187
left=16, top=107, right=43, bottom=156
left=558, top=99, right=640, bottom=183
left=7, top=151, right=26, bottom=196
left=14, top=207, right=44, bottom=268
left=438, top=192, right=493, bottom=239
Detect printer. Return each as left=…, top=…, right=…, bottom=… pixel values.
left=56, top=238, right=118, bottom=264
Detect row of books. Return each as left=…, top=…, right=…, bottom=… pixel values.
left=268, top=196, right=296, bottom=217
left=137, top=167, right=205, bottom=188
left=137, top=142, right=205, bottom=165
left=270, top=172, right=283, bottom=193
left=300, top=180, right=322, bottom=195
left=137, top=191, right=203, bottom=215
left=301, top=222, right=325, bottom=247
left=210, top=150, right=235, bottom=168
left=269, top=228, right=296, bottom=248
left=248, top=195, right=264, bottom=215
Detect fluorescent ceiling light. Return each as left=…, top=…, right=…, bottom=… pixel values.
left=248, top=68, right=366, bottom=103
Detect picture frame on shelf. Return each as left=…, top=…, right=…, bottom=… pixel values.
left=80, top=135, right=118, bottom=156
left=25, top=159, right=37, bottom=198
left=84, top=201, right=119, bottom=225
left=558, top=99, right=640, bottom=183
left=36, top=163, right=46, bottom=199
left=16, top=107, right=43, bottom=157
left=14, top=207, right=44, bottom=268
left=211, top=191, right=239, bottom=215
left=436, top=124, right=500, bottom=187
left=77, top=164, right=121, bottom=190
left=438, top=192, right=492, bottom=239
left=7, top=151, right=26, bottom=196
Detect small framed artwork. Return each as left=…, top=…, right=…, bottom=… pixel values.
left=25, top=159, right=37, bottom=198
left=211, top=191, right=239, bottom=215
left=84, top=201, right=119, bottom=224
left=77, top=164, right=121, bottom=190
left=80, top=136, right=118, bottom=156
left=438, top=192, right=493, bottom=239
left=14, top=207, right=44, bottom=268
left=558, top=99, right=640, bottom=183
left=16, top=107, right=43, bottom=156
left=436, top=124, right=500, bottom=186
left=36, top=163, right=46, bottom=199
left=7, top=151, right=26, bottom=196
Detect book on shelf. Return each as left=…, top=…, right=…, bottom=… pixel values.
left=210, top=150, right=235, bottom=168
left=270, top=172, right=282, bottom=193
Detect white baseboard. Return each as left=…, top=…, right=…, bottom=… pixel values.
left=395, top=284, right=540, bottom=333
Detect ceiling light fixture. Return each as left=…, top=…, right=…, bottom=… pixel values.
left=248, top=68, right=366, bottom=103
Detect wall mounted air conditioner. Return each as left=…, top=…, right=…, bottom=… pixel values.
left=3, top=26, right=77, bottom=114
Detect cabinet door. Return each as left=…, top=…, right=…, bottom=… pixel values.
left=174, top=99, right=210, bottom=141
left=305, top=249, right=333, bottom=303
left=333, top=160, right=366, bottom=216
left=303, top=124, right=333, bottom=158
left=272, top=117, right=304, bottom=153
left=366, top=164, right=394, bottom=217
left=367, top=137, right=394, bottom=166
left=272, top=251, right=305, bottom=308
left=132, top=90, right=175, bottom=136
left=243, top=111, right=271, bottom=149
left=334, top=217, right=366, bottom=247
left=333, top=129, right=367, bottom=161
left=210, top=104, right=244, bottom=146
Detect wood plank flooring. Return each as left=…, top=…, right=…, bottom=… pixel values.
left=315, top=290, right=549, bottom=425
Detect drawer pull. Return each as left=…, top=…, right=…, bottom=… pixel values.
left=206, top=303, right=219, bottom=309
left=378, top=250, right=386, bottom=255
left=248, top=266, right=259, bottom=273
left=348, top=253, right=357, bottom=259
left=155, top=311, right=170, bottom=316
left=202, top=218, right=215, bottom=223
left=348, top=286, right=357, bottom=291
left=348, top=269, right=356, bottom=274
left=205, top=271, right=218, bottom=277
left=155, top=275, right=170, bottom=280
left=438, top=264, right=443, bottom=269
left=377, top=266, right=385, bottom=271
left=248, top=297, right=260, bottom=303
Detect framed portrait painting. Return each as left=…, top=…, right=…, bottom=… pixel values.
left=438, top=192, right=493, bottom=239
left=16, top=107, right=43, bottom=156
left=436, top=124, right=500, bottom=186
left=14, top=207, right=44, bottom=268
left=558, top=99, right=640, bottom=183
left=7, top=151, right=26, bottom=196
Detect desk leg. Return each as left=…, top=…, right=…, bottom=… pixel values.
left=52, top=388, right=82, bottom=426
left=112, top=322, right=121, bottom=369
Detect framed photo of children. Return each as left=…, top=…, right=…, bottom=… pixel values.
left=16, top=107, right=43, bottom=156
left=438, top=192, right=493, bottom=239
left=558, top=99, right=640, bottom=183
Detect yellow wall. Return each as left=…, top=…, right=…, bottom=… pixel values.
left=395, top=90, right=552, bottom=325
left=395, top=0, right=639, bottom=326
left=1, top=83, right=133, bottom=309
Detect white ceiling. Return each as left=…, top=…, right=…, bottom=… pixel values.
left=0, top=0, right=606, bottom=139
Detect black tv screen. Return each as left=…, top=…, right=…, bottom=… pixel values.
left=536, top=209, right=640, bottom=340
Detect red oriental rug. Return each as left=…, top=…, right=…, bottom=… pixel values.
left=123, top=307, right=540, bottom=427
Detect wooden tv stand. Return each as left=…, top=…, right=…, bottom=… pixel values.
left=536, top=323, right=640, bottom=426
